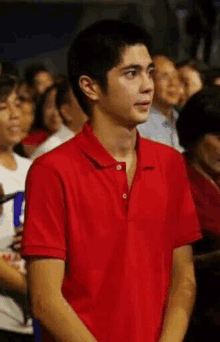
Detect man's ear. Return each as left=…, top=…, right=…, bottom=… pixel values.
left=79, top=75, right=101, bottom=102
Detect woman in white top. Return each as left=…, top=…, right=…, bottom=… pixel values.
left=0, top=76, right=33, bottom=341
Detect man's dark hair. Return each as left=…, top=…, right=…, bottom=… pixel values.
left=68, top=19, right=152, bottom=113
left=0, top=76, right=17, bottom=101
left=0, top=60, right=19, bottom=79
left=176, top=59, right=209, bottom=84
left=176, top=86, right=220, bottom=151
left=24, top=64, right=50, bottom=87
left=56, top=78, right=72, bottom=110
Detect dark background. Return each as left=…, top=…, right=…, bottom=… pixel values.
left=1, top=0, right=220, bottom=76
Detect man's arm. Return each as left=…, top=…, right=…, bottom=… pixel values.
left=27, top=258, right=97, bottom=342
left=159, top=245, right=196, bottom=342
left=0, top=257, right=27, bottom=294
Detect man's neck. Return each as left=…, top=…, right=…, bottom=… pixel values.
left=153, top=102, right=173, bottom=120
left=91, top=111, right=137, bottom=162
left=68, top=112, right=88, bottom=134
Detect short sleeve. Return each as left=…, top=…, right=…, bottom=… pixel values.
left=173, top=155, right=202, bottom=248
left=21, top=161, right=66, bottom=259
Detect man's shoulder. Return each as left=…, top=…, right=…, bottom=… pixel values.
left=32, top=136, right=81, bottom=172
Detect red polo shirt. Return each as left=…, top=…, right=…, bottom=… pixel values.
left=21, top=123, right=201, bottom=342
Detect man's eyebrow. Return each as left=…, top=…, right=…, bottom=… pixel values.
left=120, top=62, right=155, bottom=71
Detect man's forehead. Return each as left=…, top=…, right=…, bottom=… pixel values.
left=119, top=44, right=152, bottom=66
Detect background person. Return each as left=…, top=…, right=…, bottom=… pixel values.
left=22, top=83, right=62, bottom=157
left=176, top=59, right=208, bottom=106
left=0, top=76, right=33, bottom=341
left=24, top=64, right=54, bottom=99
left=176, top=86, right=220, bottom=341
left=13, top=80, right=35, bottom=158
left=21, top=20, right=200, bottom=342
left=138, top=54, right=183, bottom=151
left=30, top=79, right=87, bottom=160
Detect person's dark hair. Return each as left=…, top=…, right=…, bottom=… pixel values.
left=0, top=60, right=19, bottom=79
left=176, top=86, right=220, bottom=152
left=24, top=64, right=50, bottom=87
left=0, top=76, right=17, bottom=101
left=32, top=82, right=61, bottom=130
left=204, top=68, right=220, bottom=86
left=176, top=59, right=208, bottom=84
left=56, top=78, right=72, bottom=110
left=68, top=19, right=152, bottom=114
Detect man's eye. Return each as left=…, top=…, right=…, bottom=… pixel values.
left=0, top=104, right=7, bottom=110
left=125, top=70, right=136, bottom=77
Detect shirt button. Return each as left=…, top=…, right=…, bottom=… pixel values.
left=122, top=193, right=127, bottom=199
left=116, top=164, right=122, bottom=170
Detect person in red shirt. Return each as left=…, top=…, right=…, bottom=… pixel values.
left=22, top=83, right=63, bottom=157
left=21, top=20, right=201, bottom=342
left=176, top=86, right=220, bottom=341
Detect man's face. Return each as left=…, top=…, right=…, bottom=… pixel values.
left=34, top=71, right=54, bottom=95
left=0, top=90, right=23, bottom=148
left=96, top=44, right=154, bottom=127
left=153, top=56, right=180, bottom=107
left=178, top=65, right=203, bottom=100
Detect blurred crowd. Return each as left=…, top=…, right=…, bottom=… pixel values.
left=0, top=39, right=220, bottom=341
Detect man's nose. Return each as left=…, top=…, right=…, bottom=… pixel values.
left=141, top=73, right=154, bottom=93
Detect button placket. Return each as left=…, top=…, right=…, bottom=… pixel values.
left=116, top=164, right=122, bottom=171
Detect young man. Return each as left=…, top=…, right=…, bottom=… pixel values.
left=21, top=20, right=201, bottom=342
left=138, top=55, right=183, bottom=151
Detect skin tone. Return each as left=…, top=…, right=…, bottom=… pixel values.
left=191, top=133, right=220, bottom=189
left=19, top=100, right=35, bottom=138
left=178, top=65, right=203, bottom=101
left=0, top=89, right=27, bottom=294
left=34, top=71, right=54, bottom=95
left=213, top=77, right=220, bottom=86
left=17, top=82, right=35, bottom=138
left=80, top=43, right=154, bottom=188
left=27, top=44, right=196, bottom=342
left=0, top=90, right=23, bottom=170
left=177, top=79, right=188, bottom=108
left=43, top=89, right=63, bottom=133
left=152, top=56, right=180, bottom=119
left=59, top=90, right=87, bottom=134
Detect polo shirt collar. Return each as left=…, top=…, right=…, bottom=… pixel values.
left=76, top=122, right=155, bottom=169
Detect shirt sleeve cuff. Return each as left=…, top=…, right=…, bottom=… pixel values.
left=21, top=245, right=66, bottom=259
left=174, top=232, right=202, bottom=249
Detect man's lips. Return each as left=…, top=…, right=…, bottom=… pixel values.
left=135, top=101, right=151, bottom=105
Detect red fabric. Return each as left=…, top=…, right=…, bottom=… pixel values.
left=21, top=123, right=201, bottom=342
left=22, top=130, right=50, bottom=145
left=184, top=159, right=220, bottom=253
